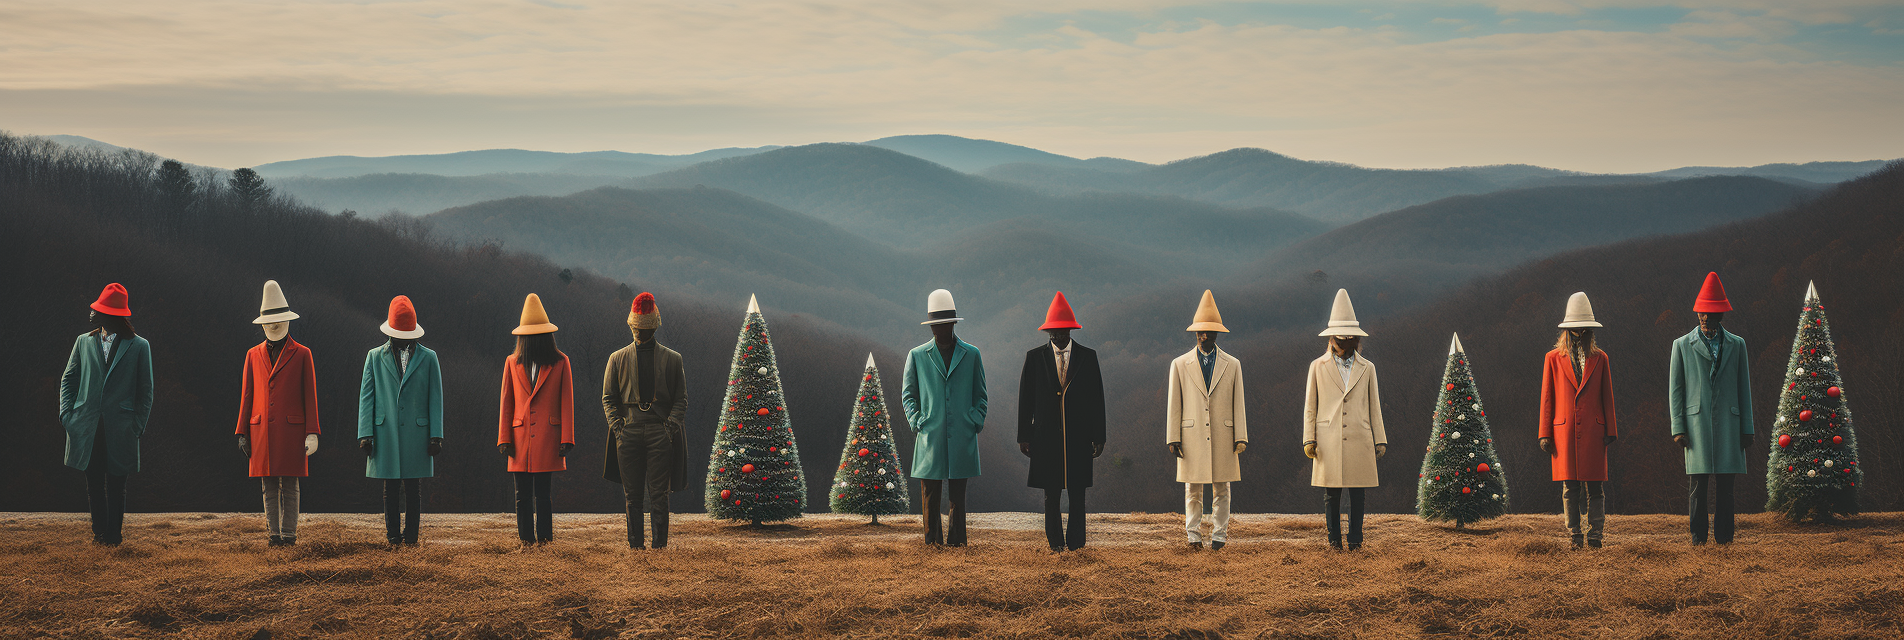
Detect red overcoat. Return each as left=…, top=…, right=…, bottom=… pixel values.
left=1538, top=349, right=1617, bottom=481
left=235, top=339, right=321, bottom=477
left=497, top=354, right=575, bottom=473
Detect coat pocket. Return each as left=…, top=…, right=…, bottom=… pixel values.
left=416, top=417, right=431, bottom=427
left=287, top=416, right=305, bottom=425
left=251, top=417, right=262, bottom=425
left=1729, top=407, right=1740, bottom=415
left=1685, top=403, right=1702, bottom=415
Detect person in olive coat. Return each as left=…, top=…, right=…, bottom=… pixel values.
left=1669, top=272, right=1754, bottom=545
left=60, top=283, right=153, bottom=545
left=358, top=295, right=444, bottom=546
left=903, top=289, right=988, bottom=547
left=1017, top=292, right=1105, bottom=552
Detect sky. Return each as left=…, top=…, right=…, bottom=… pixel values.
left=3, top=0, right=1900, bottom=173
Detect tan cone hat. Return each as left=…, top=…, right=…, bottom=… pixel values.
left=1185, top=290, right=1229, bottom=332
left=1318, top=288, right=1368, bottom=337
left=1558, top=292, right=1602, bottom=328
left=513, top=293, right=558, bottom=335
left=253, top=280, right=299, bottom=324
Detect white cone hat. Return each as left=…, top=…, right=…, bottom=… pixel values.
left=865, top=353, right=877, bottom=369
left=1318, top=289, right=1368, bottom=337
left=747, top=293, right=761, bottom=314
left=1449, top=332, right=1465, bottom=355
left=253, top=280, right=299, bottom=324
left=1805, top=281, right=1819, bottom=302
left=922, top=289, right=962, bottom=325
left=1558, top=292, right=1603, bottom=328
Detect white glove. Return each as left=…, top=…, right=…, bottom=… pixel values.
left=305, top=434, right=319, bottom=456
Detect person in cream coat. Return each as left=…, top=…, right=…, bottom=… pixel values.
left=1303, top=289, right=1388, bottom=551
left=1166, top=290, right=1247, bottom=550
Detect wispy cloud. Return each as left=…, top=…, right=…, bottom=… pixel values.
left=2, top=1, right=1898, bottom=171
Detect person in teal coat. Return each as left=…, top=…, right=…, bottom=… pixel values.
left=357, top=295, right=444, bottom=545
left=902, top=289, right=987, bottom=546
left=59, top=283, right=152, bottom=545
left=1668, top=272, right=1754, bottom=545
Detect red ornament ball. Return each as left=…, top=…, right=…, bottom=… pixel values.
left=757, top=408, right=770, bottom=415
left=1447, top=383, right=1456, bottom=390
left=720, top=489, right=732, bottom=499
left=741, top=464, right=755, bottom=473
left=1778, top=434, right=1792, bottom=448
left=1477, top=463, right=1491, bottom=473
left=1799, top=410, right=1813, bottom=422
left=769, top=446, right=778, bottom=453
left=858, top=448, right=871, bottom=457
left=1833, top=435, right=1844, bottom=444
left=734, top=500, right=742, bottom=505
left=1462, top=487, right=1472, bottom=494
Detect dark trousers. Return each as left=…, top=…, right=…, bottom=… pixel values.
left=1324, top=488, right=1366, bottom=547
left=1044, top=487, right=1087, bottom=551
left=920, top=478, right=968, bottom=546
left=513, top=472, right=553, bottom=543
left=615, top=421, right=673, bottom=548
left=1688, top=474, right=1736, bottom=544
left=85, top=434, right=127, bottom=544
left=382, top=479, right=422, bottom=543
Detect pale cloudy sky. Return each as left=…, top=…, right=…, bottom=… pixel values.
left=3, top=0, right=1900, bottom=172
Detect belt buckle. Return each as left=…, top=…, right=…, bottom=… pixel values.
left=635, top=402, right=654, bottom=413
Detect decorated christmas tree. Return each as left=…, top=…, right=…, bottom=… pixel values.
left=704, top=295, right=806, bottom=525
left=1416, top=333, right=1509, bottom=528
left=1766, top=282, right=1862, bottom=522
left=829, top=354, right=911, bottom=522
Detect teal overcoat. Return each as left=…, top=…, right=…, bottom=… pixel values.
left=358, top=343, right=444, bottom=479
left=902, top=339, right=987, bottom=480
left=1668, top=328, right=1754, bottom=475
left=59, top=332, right=153, bottom=476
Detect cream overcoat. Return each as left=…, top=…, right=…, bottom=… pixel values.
left=1302, top=352, right=1387, bottom=488
left=1166, top=347, right=1247, bottom=484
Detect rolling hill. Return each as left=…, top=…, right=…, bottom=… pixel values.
left=252, top=146, right=780, bottom=179
left=272, top=172, right=628, bottom=215
left=861, top=134, right=1149, bottom=173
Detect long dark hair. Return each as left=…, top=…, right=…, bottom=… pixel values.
left=514, top=333, right=563, bottom=367
left=1555, top=329, right=1599, bottom=356
left=91, top=311, right=136, bottom=339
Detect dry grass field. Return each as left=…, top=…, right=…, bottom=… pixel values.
left=1, top=510, right=1900, bottom=639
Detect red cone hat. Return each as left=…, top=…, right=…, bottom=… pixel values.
left=90, top=283, right=131, bottom=317
left=1038, top=291, right=1081, bottom=330
left=628, top=292, right=661, bottom=329
left=380, top=295, right=425, bottom=339
left=1693, top=272, right=1732, bottom=313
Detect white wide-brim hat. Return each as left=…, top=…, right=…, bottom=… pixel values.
left=253, top=280, right=300, bottom=324
left=380, top=321, right=425, bottom=340
left=922, top=288, right=962, bottom=325
left=1317, top=288, right=1369, bottom=337
left=1558, top=291, right=1603, bottom=328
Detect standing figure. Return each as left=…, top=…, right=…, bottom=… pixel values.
left=1302, top=289, right=1388, bottom=551
left=1539, top=292, right=1617, bottom=549
left=497, top=293, right=574, bottom=546
left=59, top=283, right=153, bottom=545
left=903, top=289, right=988, bottom=547
left=358, top=295, right=444, bottom=546
left=602, top=293, right=688, bottom=549
left=1017, top=292, right=1106, bottom=552
left=1669, top=272, right=1754, bottom=545
left=1167, top=290, right=1247, bottom=551
left=236, top=280, right=320, bottom=546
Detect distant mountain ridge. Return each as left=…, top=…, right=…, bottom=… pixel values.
left=252, top=146, right=783, bottom=179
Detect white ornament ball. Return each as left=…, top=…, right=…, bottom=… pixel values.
left=757, top=366, right=768, bottom=375
left=1825, top=460, right=1835, bottom=468
left=885, top=482, right=894, bottom=489
left=1451, top=431, right=1463, bottom=439
left=1457, top=414, right=1466, bottom=421
left=1491, top=494, right=1500, bottom=500
left=1468, top=453, right=1476, bottom=458
left=1797, top=367, right=1805, bottom=374
left=1776, top=416, right=1785, bottom=425
left=1808, top=470, right=1819, bottom=477
left=1823, top=356, right=1832, bottom=363
left=877, top=467, right=887, bottom=475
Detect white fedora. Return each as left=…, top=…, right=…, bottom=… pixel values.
left=921, top=289, right=962, bottom=325
left=253, top=280, right=300, bottom=324
left=1318, top=288, right=1368, bottom=337
left=1558, top=292, right=1603, bottom=328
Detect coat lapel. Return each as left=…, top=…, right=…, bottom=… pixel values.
left=945, top=341, right=967, bottom=378
left=1205, top=350, right=1229, bottom=398
left=103, top=334, right=129, bottom=379
left=377, top=345, right=401, bottom=385
left=1686, top=331, right=1713, bottom=364
left=526, top=358, right=551, bottom=399
left=1557, top=351, right=1580, bottom=392
left=1575, top=351, right=1596, bottom=395
left=268, top=339, right=298, bottom=379
left=1343, top=356, right=1367, bottom=397
left=399, top=346, right=421, bottom=387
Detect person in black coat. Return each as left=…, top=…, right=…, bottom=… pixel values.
left=1017, top=292, right=1106, bottom=552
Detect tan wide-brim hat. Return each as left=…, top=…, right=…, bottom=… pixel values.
left=512, top=293, right=558, bottom=335
left=253, top=280, right=300, bottom=324
left=1318, top=288, right=1369, bottom=337
left=1184, top=289, right=1229, bottom=332
left=1558, top=291, right=1603, bottom=328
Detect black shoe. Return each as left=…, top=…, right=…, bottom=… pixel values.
left=537, top=538, right=552, bottom=546
left=1050, top=545, right=1064, bottom=553
left=1328, top=537, right=1343, bottom=550
left=282, top=536, right=297, bottom=546
left=1587, top=538, right=1602, bottom=549
left=1571, top=535, right=1584, bottom=550
left=629, top=541, right=646, bottom=550
left=1189, top=542, right=1203, bottom=551
left=1346, top=543, right=1362, bottom=551
left=268, top=535, right=283, bottom=546
left=1211, top=541, right=1226, bottom=551
left=387, top=538, right=403, bottom=547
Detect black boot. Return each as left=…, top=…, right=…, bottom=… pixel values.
left=651, top=511, right=669, bottom=549
left=627, top=506, right=646, bottom=549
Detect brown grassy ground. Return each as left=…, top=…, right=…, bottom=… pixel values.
left=0, top=511, right=1899, bottom=639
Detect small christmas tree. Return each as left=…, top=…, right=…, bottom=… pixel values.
left=704, top=295, right=806, bottom=525
left=829, top=354, right=910, bottom=523
left=1416, top=333, right=1509, bottom=528
left=1766, top=282, right=1861, bottom=522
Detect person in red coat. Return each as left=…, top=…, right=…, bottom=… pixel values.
left=1539, top=292, right=1618, bottom=549
left=497, top=294, right=575, bottom=545
left=236, top=281, right=321, bottom=546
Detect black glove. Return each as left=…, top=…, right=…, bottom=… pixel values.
left=498, top=443, right=514, bottom=457
left=1091, top=442, right=1104, bottom=459
left=1539, top=437, right=1555, bottom=454
left=1019, top=442, right=1032, bottom=456
left=428, top=438, right=443, bottom=456
left=559, top=443, right=573, bottom=457
left=1741, top=434, right=1752, bottom=450
left=359, top=437, right=374, bottom=456
left=238, top=436, right=251, bottom=458
left=1169, top=442, right=1183, bottom=459
left=1674, top=434, right=1690, bottom=448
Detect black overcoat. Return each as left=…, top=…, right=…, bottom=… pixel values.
left=1017, top=342, right=1106, bottom=490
